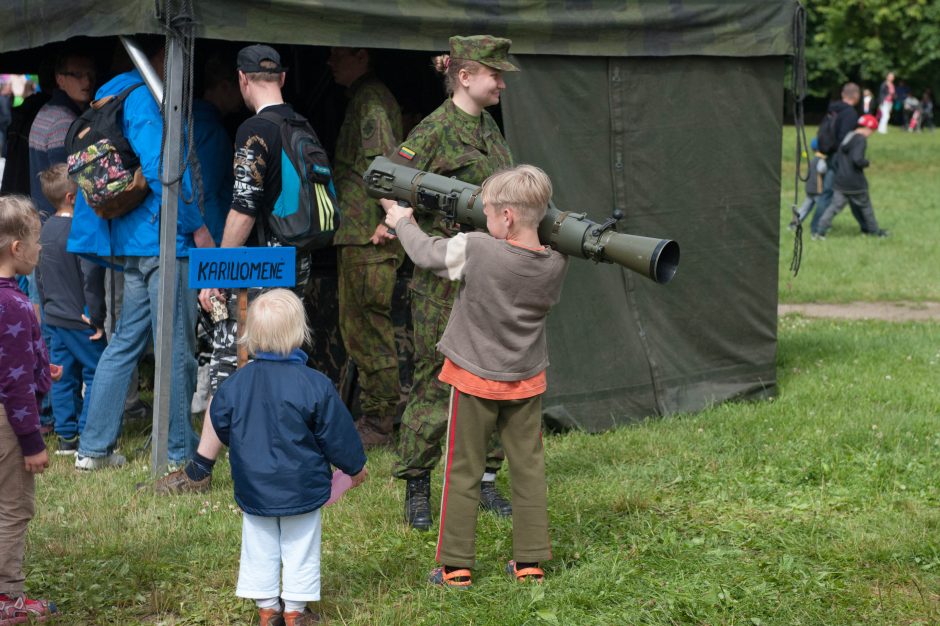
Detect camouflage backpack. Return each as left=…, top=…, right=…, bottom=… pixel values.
left=65, top=83, right=149, bottom=220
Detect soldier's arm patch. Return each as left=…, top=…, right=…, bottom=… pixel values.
left=362, top=118, right=376, bottom=141
left=398, top=146, right=416, bottom=160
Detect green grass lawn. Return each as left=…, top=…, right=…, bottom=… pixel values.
left=20, top=126, right=940, bottom=625
left=779, top=126, right=940, bottom=303
left=28, top=316, right=940, bottom=625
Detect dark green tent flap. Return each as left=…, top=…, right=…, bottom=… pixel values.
left=1, top=1, right=795, bottom=57
left=502, top=55, right=783, bottom=430
left=0, top=1, right=796, bottom=432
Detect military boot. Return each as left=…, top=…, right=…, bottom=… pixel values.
left=480, top=480, right=512, bottom=517
left=355, top=415, right=394, bottom=450
left=404, top=475, right=432, bottom=531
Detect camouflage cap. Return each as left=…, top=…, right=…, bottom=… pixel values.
left=449, top=35, right=519, bottom=72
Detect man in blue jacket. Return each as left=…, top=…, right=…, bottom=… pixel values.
left=68, top=40, right=214, bottom=469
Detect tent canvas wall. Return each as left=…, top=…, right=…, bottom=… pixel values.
left=0, top=1, right=797, bottom=431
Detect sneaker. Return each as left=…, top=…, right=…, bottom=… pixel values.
left=153, top=466, right=211, bottom=495
left=55, top=435, right=79, bottom=456
left=0, top=593, right=57, bottom=623
left=75, top=452, right=126, bottom=470
left=259, top=607, right=285, bottom=626
left=283, top=609, right=321, bottom=625
left=811, top=232, right=826, bottom=241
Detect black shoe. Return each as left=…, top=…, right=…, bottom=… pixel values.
left=404, top=475, right=432, bottom=531
left=479, top=480, right=512, bottom=517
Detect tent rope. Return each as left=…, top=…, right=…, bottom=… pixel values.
left=155, top=0, right=204, bottom=213
left=789, top=2, right=808, bottom=276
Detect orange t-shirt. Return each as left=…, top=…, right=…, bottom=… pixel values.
left=439, top=357, right=546, bottom=401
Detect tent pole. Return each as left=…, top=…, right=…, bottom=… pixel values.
left=150, top=36, right=183, bottom=477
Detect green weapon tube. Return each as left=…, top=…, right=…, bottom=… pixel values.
left=364, top=156, right=679, bottom=284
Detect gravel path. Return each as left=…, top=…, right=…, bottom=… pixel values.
left=779, top=301, right=940, bottom=322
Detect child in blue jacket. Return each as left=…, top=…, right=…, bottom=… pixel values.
left=210, top=289, right=367, bottom=626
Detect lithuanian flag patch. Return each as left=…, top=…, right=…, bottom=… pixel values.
left=398, top=146, right=416, bottom=160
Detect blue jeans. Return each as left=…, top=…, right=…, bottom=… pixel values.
left=78, top=256, right=198, bottom=462
left=810, top=165, right=836, bottom=234
left=48, top=325, right=107, bottom=440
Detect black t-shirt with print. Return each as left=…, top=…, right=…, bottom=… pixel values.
left=231, top=103, right=311, bottom=285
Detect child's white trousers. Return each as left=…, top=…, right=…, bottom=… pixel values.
left=236, top=508, right=322, bottom=601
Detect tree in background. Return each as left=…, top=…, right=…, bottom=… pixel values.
left=805, top=0, right=940, bottom=98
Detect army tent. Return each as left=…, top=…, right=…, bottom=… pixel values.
left=0, top=1, right=797, bottom=431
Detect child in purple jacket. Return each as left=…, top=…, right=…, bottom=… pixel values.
left=0, top=195, right=59, bottom=622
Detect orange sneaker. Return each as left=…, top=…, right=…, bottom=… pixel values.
left=258, top=607, right=284, bottom=626
left=283, top=609, right=320, bottom=625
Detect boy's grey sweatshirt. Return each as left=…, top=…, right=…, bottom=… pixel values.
left=394, top=217, right=569, bottom=382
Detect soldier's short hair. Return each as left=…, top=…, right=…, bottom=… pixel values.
left=245, top=60, right=282, bottom=83
left=39, top=163, right=77, bottom=212
left=241, top=289, right=311, bottom=356
left=0, top=195, right=40, bottom=253
left=482, top=164, right=553, bottom=229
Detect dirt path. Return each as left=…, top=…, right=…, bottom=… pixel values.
left=779, top=301, right=940, bottom=322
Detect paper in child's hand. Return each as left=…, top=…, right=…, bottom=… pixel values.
left=325, top=469, right=353, bottom=506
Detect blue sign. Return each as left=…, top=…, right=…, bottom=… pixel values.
left=189, top=247, right=296, bottom=289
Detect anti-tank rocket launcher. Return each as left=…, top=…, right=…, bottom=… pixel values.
left=363, top=156, right=680, bottom=284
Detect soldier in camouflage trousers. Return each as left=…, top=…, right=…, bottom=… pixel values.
left=328, top=47, right=404, bottom=448
left=387, top=35, right=518, bottom=530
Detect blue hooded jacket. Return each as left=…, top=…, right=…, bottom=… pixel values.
left=209, top=349, right=367, bottom=517
left=68, top=70, right=203, bottom=259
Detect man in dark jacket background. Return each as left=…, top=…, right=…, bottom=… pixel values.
left=811, top=82, right=861, bottom=238
left=815, top=113, right=888, bottom=238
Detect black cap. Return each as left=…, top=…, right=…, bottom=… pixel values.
left=237, top=44, right=285, bottom=74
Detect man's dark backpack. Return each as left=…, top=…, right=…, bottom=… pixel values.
left=257, top=109, right=340, bottom=252
left=816, top=110, right=838, bottom=155
left=65, top=84, right=149, bottom=220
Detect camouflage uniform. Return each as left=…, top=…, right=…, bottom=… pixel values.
left=333, top=74, right=404, bottom=423
left=390, top=97, right=514, bottom=480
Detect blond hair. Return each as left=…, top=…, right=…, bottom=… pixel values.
left=432, top=54, right=485, bottom=95
left=481, top=164, right=553, bottom=228
left=0, top=195, right=40, bottom=253
left=39, top=163, right=77, bottom=213
left=245, top=60, right=282, bottom=83
left=241, top=289, right=310, bottom=356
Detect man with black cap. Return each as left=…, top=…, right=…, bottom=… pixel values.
left=154, top=46, right=317, bottom=507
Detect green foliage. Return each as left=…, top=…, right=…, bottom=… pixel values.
left=805, top=0, right=940, bottom=95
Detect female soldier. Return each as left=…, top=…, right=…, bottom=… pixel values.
left=386, top=35, right=517, bottom=531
